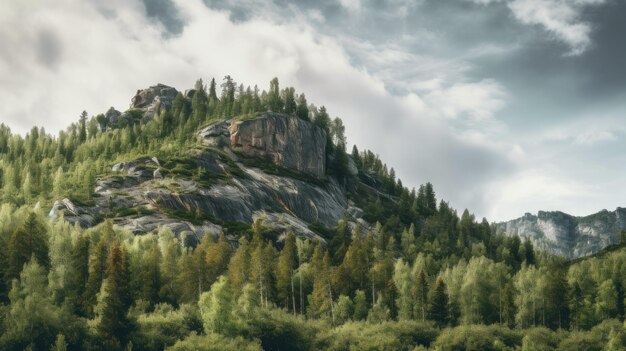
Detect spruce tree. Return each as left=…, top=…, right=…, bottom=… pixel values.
left=296, top=94, right=309, bottom=121
left=98, top=241, right=132, bottom=348
left=84, top=238, right=108, bottom=315
left=429, top=277, right=449, bottom=327
left=276, top=232, right=297, bottom=312
left=7, top=213, right=49, bottom=280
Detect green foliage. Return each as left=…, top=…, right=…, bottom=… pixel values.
left=166, top=332, right=262, bottom=351
left=316, top=320, right=438, bottom=351
left=199, top=276, right=233, bottom=335
left=1, top=76, right=626, bottom=350
left=433, top=325, right=523, bottom=351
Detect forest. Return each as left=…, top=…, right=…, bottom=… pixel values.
left=0, top=77, right=625, bottom=350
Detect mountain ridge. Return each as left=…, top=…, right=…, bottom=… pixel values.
left=494, top=207, right=626, bottom=258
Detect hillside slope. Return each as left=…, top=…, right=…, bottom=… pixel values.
left=48, top=84, right=380, bottom=245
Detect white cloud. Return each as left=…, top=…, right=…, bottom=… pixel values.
left=0, top=0, right=518, bottom=220
left=424, top=79, right=507, bottom=121
left=508, top=0, right=606, bottom=55
left=466, top=0, right=606, bottom=55
left=574, top=130, right=617, bottom=145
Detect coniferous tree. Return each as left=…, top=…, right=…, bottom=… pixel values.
left=6, top=213, right=49, bottom=280
left=413, top=270, right=429, bottom=322
left=205, top=233, right=232, bottom=287
left=276, top=232, right=297, bottom=313
left=309, top=244, right=334, bottom=320
left=159, top=229, right=181, bottom=305
left=429, top=277, right=449, bottom=327
left=296, top=94, right=309, bottom=121
left=67, top=234, right=90, bottom=315
left=98, top=241, right=132, bottom=348
left=228, top=237, right=251, bottom=300
left=79, top=111, right=88, bottom=143
left=282, top=87, right=297, bottom=115
left=139, top=238, right=161, bottom=306
left=84, top=238, right=108, bottom=315
left=267, top=77, right=283, bottom=113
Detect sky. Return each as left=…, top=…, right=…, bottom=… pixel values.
left=0, top=0, right=625, bottom=222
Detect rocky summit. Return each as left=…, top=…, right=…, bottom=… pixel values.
left=48, top=85, right=368, bottom=245
left=494, top=208, right=626, bottom=258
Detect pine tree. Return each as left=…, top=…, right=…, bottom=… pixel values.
left=79, top=111, right=88, bottom=143
left=205, top=233, right=232, bottom=287
left=267, top=77, right=283, bottom=113
left=228, top=237, right=251, bottom=299
left=413, top=269, right=429, bottom=321
left=67, top=234, right=90, bottom=315
left=84, top=238, right=108, bottom=315
left=276, top=232, right=297, bottom=313
left=139, top=238, right=161, bottom=306
left=296, top=94, right=309, bottom=121
left=7, top=213, right=49, bottom=280
left=308, top=244, right=334, bottom=320
left=158, top=229, right=181, bottom=305
left=429, top=277, right=449, bottom=327
left=282, top=87, right=297, bottom=115
left=98, top=241, right=132, bottom=347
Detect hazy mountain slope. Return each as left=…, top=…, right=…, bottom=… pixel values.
left=494, top=208, right=626, bottom=258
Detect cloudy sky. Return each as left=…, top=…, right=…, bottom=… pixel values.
left=1, top=0, right=625, bottom=221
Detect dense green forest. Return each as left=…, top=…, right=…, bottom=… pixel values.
left=0, top=77, right=625, bottom=350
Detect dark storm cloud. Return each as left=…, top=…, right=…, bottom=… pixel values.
left=141, top=0, right=185, bottom=35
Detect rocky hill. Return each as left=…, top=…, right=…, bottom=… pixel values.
left=494, top=208, right=626, bottom=258
left=49, top=84, right=369, bottom=245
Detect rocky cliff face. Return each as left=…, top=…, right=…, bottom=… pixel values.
left=494, top=208, right=626, bottom=258
left=50, top=107, right=359, bottom=245
left=199, top=113, right=327, bottom=179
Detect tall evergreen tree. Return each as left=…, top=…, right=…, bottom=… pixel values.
left=267, top=77, right=283, bottom=113
left=98, top=241, right=132, bottom=348
left=276, top=232, right=297, bottom=313
left=429, top=277, right=449, bottom=327
left=296, top=94, right=309, bottom=121
left=6, top=213, right=49, bottom=281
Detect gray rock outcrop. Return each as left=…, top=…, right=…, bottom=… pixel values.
left=199, top=113, right=327, bottom=179
left=231, top=114, right=327, bottom=178
left=494, top=208, right=626, bottom=258
left=130, top=83, right=178, bottom=119
left=49, top=198, right=95, bottom=228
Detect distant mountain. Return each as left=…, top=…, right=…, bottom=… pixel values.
left=494, top=208, right=626, bottom=258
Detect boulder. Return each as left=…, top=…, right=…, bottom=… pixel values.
left=198, top=120, right=232, bottom=148
left=253, top=211, right=325, bottom=243
left=130, top=83, right=178, bottom=119
left=48, top=198, right=95, bottom=228
left=111, top=156, right=159, bottom=178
